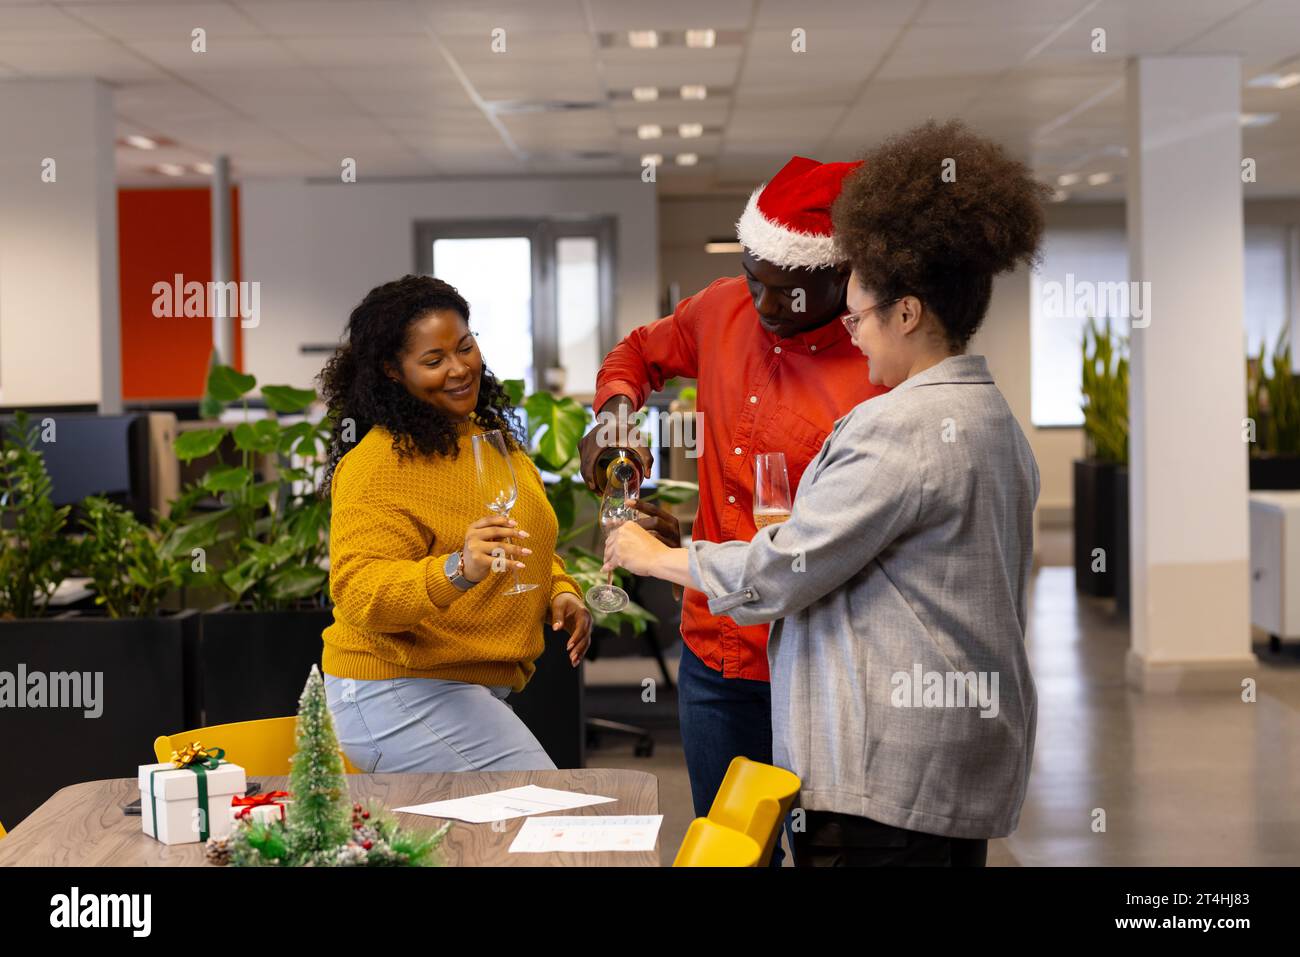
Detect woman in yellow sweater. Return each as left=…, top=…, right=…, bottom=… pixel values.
left=317, top=275, right=592, bottom=772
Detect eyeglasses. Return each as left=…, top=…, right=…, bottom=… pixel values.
left=841, top=299, right=899, bottom=336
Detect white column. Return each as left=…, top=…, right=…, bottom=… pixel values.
left=0, top=79, right=120, bottom=412
left=1125, top=55, right=1255, bottom=691
left=210, top=154, right=234, bottom=365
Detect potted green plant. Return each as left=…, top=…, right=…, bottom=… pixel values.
left=0, top=416, right=191, bottom=830
left=1246, top=329, right=1300, bottom=490
left=164, top=359, right=333, bottom=727
left=1074, top=317, right=1129, bottom=604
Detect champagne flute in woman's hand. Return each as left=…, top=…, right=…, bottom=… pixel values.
left=472, top=429, right=538, bottom=595
left=586, top=493, right=639, bottom=613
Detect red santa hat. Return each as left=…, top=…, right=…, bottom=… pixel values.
left=735, top=156, right=863, bottom=269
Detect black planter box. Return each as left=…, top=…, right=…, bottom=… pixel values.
left=190, top=607, right=333, bottom=728
left=0, top=610, right=194, bottom=830
left=1074, top=459, right=1118, bottom=597
left=1249, top=454, right=1300, bottom=491
left=508, top=625, right=586, bottom=769
left=1113, top=465, right=1131, bottom=617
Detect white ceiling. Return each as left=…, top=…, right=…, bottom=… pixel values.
left=0, top=0, right=1297, bottom=198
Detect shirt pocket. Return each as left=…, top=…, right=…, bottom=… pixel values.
left=756, top=403, right=831, bottom=494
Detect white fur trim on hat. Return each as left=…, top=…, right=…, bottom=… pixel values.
left=735, top=186, right=844, bottom=269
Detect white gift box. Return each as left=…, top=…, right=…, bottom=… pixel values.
left=138, top=761, right=247, bottom=845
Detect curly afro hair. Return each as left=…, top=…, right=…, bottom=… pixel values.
left=831, top=119, right=1051, bottom=349
left=317, top=274, right=525, bottom=497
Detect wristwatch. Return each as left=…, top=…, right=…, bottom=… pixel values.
left=444, top=551, right=477, bottom=591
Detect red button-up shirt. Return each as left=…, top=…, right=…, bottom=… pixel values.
left=594, top=276, right=888, bottom=681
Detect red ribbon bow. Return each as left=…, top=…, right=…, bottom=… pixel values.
left=231, top=790, right=291, bottom=821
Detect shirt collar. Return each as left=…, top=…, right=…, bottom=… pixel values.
left=891, top=354, right=995, bottom=393
left=764, top=313, right=855, bottom=354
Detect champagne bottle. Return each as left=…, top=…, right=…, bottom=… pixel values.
left=595, top=447, right=642, bottom=498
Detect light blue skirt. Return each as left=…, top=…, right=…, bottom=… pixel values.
left=324, top=674, right=556, bottom=773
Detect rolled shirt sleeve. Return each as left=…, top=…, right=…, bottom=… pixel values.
left=687, top=405, right=921, bottom=626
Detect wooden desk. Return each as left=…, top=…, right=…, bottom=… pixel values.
left=0, top=769, right=660, bottom=867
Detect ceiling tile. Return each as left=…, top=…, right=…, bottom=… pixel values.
left=235, top=1, right=431, bottom=36
left=587, top=0, right=753, bottom=32
left=66, top=1, right=262, bottom=39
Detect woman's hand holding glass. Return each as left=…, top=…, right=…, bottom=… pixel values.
left=460, top=515, right=530, bottom=582
left=603, top=520, right=670, bottom=578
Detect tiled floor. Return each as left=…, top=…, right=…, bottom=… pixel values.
left=586, top=542, right=1300, bottom=866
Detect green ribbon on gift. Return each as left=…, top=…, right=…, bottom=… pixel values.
left=149, top=742, right=227, bottom=843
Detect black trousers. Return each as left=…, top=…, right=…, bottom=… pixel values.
left=791, top=810, right=988, bottom=867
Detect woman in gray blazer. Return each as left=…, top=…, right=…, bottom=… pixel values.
left=605, top=120, right=1049, bottom=866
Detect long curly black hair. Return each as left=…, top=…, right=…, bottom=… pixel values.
left=317, top=275, right=526, bottom=497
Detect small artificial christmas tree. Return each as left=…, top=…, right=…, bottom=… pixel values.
left=214, top=665, right=448, bottom=867
left=285, top=664, right=353, bottom=863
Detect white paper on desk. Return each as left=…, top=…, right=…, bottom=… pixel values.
left=508, top=815, right=663, bottom=853
left=393, top=785, right=615, bottom=824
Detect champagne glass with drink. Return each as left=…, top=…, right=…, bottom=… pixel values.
left=472, top=429, right=538, bottom=595
left=586, top=448, right=641, bottom=613
left=753, top=452, right=792, bottom=529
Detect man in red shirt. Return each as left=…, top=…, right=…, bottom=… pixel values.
left=579, top=157, right=888, bottom=836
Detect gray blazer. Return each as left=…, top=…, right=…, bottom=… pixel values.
left=688, top=355, right=1039, bottom=839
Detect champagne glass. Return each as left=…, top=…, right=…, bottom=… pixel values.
left=472, top=429, right=538, bottom=595
left=586, top=482, right=640, bottom=614
left=753, top=452, right=792, bottom=529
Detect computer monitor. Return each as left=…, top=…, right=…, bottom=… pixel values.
left=0, top=412, right=153, bottom=526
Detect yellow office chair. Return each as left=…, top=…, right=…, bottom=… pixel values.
left=706, top=756, right=802, bottom=866
left=0, top=820, right=6, bottom=839
left=673, top=817, right=762, bottom=867
left=154, top=716, right=362, bottom=776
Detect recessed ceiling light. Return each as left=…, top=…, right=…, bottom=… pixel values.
left=632, top=86, right=659, bottom=102
left=628, top=30, right=658, bottom=49
left=685, top=29, right=716, bottom=49
left=1086, top=172, right=1113, bottom=186
left=676, top=152, right=699, bottom=166
left=705, top=241, right=744, bottom=254
left=1057, top=173, right=1080, bottom=187
left=637, top=124, right=662, bottom=140
left=155, top=163, right=186, bottom=177
left=125, top=135, right=158, bottom=150
left=1240, top=112, right=1280, bottom=127
left=1248, top=71, right=1300, bottom=89
left=641, top=153, right=663, bottom=166
left=679, top=123, right=704, bottom=138
left=193, top=161, right=215, bottom=175
left=680, top=85, right=708, bottom=100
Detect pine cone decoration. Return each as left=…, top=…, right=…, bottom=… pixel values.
left=204, top=835, right=232, bottom=866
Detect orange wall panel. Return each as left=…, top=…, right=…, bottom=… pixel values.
left=117, top=187, right=243, bottom=401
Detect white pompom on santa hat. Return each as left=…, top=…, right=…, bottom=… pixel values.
left=735, top=156, right=863, bottom=270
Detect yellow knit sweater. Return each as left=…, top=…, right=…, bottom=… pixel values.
left=321, top=419, right=581, bottom=691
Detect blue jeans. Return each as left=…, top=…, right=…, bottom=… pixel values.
left=324, top=674, right=556, bottom=773
left=677, top=641, right=786, bottom=866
